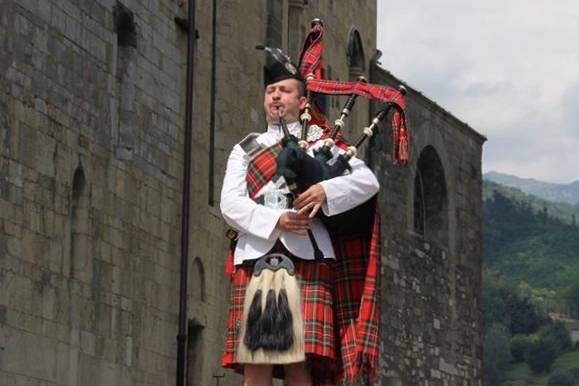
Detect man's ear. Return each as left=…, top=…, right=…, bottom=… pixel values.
left=299, top=96, right=307, bottom=110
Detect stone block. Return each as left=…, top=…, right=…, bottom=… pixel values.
left=80, top=330, right=96, bottom=356
left=1, top=327, right=57, bottom=381
left=18, top=124, right=56, bottom=178
left=0, top=198, right=14, bottom=221
left=55, top=341, right=80, bottom=385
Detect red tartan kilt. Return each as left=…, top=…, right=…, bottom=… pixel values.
left=221, top=256, right=336, bottom=370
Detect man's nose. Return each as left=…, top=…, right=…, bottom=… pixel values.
left=271, top=89, right=281, bottom=99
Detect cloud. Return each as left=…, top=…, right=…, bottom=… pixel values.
left=377, top=1, right=579, bottom=183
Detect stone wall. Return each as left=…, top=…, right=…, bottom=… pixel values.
left=0, top=1, right=378, bottom=386
left=1, top=0, right=190, bottom=385
left=1, top=0, right=484, bottom=385
left=369, top=63, right=486, bottom=386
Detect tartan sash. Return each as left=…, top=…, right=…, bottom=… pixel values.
left=246, top=144, right=283, bottom=199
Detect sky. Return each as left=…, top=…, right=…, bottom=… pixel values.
left=377, top=1, right=579, bottom=184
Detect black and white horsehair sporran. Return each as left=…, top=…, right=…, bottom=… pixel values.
left=236, top=254, right=305, bottom=364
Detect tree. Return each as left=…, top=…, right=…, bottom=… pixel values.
left=483, top=270, right=549, bottom=335
left=547, top=370, right=575, bottom=386
left=507, top=295, right=548, bottom=335
left=510, top=334, right=533, bottom=363
left=483, top=270, right=511, bottom=330
left=528, top=337, right=557, bottom=373
left=483, top=323, right=512, bottom=386
left=540, top=321, right=572, bottom=356
left=564, top=282, right=579, bottom=318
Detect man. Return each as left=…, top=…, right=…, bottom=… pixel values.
left=220, top=62, right=380, bottom=386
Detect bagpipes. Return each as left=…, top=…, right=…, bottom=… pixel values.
left=266, top=19, right=409, bottom=239
left=235, top=19, right=409, bottom=365
left=275, top=81, right=408, bottom=238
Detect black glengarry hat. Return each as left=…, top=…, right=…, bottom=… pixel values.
left=257, top=45, right=305, bottom=86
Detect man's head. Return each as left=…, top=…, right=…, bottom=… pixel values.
left=263, top=78, right=307, bottom=124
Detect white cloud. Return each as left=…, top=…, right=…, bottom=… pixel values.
left=377, top=0, right=579, bottom=183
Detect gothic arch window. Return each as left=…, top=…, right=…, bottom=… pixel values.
left=114, top=1, right=137, bottom=160
left=346, top=27, right=365, bottom=78
left=114, top=2, right=137, bottom=48
left=413, top=146, right=448, bottom=246
left=72, top=166, right=86, bottom=204
left=266, top=0, right=284, bottom=56
left=70, top=165, right=91, bottom=281
left=288, top=1, right=305, bottom=60
left=190, top=257, right=206, bottom=303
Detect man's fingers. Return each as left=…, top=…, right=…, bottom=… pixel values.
left=293, top=194, right=308, bottom=208
left=287, top=222, right=308, bottom=235
left=297, top=202, right=313, bottom=215
left=308, top=203, right=321, bottom=218
left=297, top=201, right=318, bottom=215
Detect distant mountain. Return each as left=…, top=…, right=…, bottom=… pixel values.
left=483, top=171, right=579, bottom=204
left=483, top=181, right=579, bottom=226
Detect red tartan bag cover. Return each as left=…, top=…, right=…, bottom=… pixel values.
left=223, top=129, right=382, bottom=385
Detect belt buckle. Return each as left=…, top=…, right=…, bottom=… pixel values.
left=264, top=189, right=288, bottom=209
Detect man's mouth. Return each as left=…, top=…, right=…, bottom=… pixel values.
left=270, top=104, right=284, bottom=114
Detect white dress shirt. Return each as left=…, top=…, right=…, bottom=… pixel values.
left=220, top=121, right=380, bottom=265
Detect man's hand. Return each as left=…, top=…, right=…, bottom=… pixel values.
left=293, top=184, right=326, bottom=218
left=278, top=212, right=312, bottom=235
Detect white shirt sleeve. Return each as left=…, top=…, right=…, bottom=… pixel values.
left=220, top=144, right=284, bottom=240
left=318, top=146, right=380, bottom=216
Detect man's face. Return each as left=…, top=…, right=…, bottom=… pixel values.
left=263, top=78, right=307, bottom=124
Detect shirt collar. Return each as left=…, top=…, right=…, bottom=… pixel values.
left=267, top=121, right=302, bottom=137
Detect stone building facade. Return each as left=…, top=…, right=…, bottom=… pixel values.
left=0, top=1, right=483, bottom=386
left=369, top=61, right=486, bottom=385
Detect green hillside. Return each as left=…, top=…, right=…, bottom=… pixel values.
left=483, top=181, right=579, bottom=290
left=503, top=351, right=579, bottom=386
left=482, top=180, right=579, bottom=386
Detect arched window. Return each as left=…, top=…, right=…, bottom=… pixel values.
left=266, top=0, right=284, bottom=57
left=190, top=257, right=206, bottom=303
left=70, top=165, right=91, bottom=281
left=414, top=146, right=448, bottom=245
left=114, top=2, right=137, bottom=48
left=114, top=1, right=137, bottom=160
left=288, top=1, right=305, bottom=60
left=346, top=27, right=365, bottom=78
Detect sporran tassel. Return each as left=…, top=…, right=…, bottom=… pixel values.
left=259, top=289, right=278, bottom=350
left=236, top=255, right=305, bottom=364
left=243, top=289, right=263, bottom=351
left=275, top=288, right=294, bottom=350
